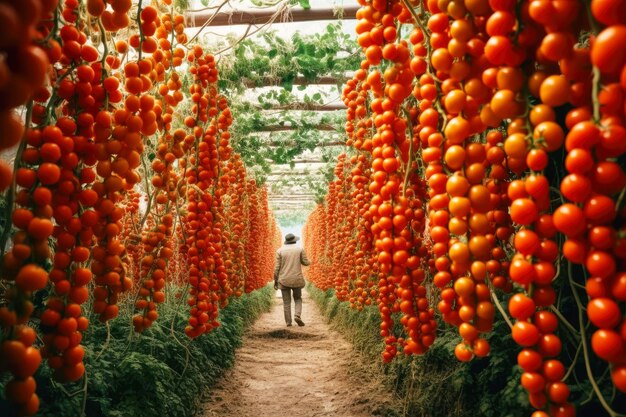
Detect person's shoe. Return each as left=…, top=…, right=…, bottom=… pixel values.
left=286, top=323, right=292, bottom=327
left=294, top=316, right=305, bottom=326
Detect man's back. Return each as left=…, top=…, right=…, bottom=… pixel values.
left=275, top=245, right=309, bottom=288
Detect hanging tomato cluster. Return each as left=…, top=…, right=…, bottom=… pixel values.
left=305, top=0, right=625, bottom=414
left=0, top=1, right=279, bottom=415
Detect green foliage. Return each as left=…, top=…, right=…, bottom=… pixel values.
left=214, top=23, right=360, bottom=188
left=218, top=23, right=358, bottom=92
left=275, top=210, right=310, bottom=227
left=0, top=193, right=12, bottom=301
left=229, top=96, right=347, bottom=174
left=308, top=284, right=532, bottom=417
left=0, top=285, right=273, bottom=417
left=173, top=0, right=191, bottom=13
left=0, top=192, right=8, bottom=246
left=247, top=0, right=310, bottom=8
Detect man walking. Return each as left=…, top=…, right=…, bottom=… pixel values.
left=273, top=233, right=310, bottom=326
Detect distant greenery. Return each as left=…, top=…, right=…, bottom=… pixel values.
left=214, top=23, right=359, bottom=193
left=198, top=0, right=312, bottom=9
left=218, top=23, right=358, bottom=93
left=275, top=210, right=310, bottom=227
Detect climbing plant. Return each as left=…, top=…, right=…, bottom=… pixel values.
left=207, top=22, right=360, bottom=196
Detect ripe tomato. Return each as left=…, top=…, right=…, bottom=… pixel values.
left=560, top=174, right=591, bottom=202
left=612, top=366, right=626, bottom=392
left=552, top=204, right=586, bottom=237
left=586, top=250, right=617, bottom=279
left=543, top=359, right=566, bottom=381
left=591, top=329, right=624, bottom=361
left=508, top=293, right=536, bottom=320
left=521, top=371, right=545, bottom=393
left=518, top=348, right=542, bottom=372
left=587, top=298, right=622, bottom=328
left=510, top=198, right=539, bottom=225
left=547, top=381, right=570, bottom=404
left=512, top=321, right=540, bottom=346
left=583, top=195, right=616, bottom=225
left=591, top=25, right=626, bottom=74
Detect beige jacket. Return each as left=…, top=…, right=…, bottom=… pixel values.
left=273, top=244, right=310, bottom=289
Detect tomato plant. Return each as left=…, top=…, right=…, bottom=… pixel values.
left=305, top=0, right=626, bottom=415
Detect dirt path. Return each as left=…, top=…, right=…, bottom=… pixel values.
left=200, top=289, right=399, bottom=417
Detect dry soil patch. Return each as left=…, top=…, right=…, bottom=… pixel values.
left=200, top=289, right=399, bottom=417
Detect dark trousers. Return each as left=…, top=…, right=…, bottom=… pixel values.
left=280, top=287, right=302, bottom=324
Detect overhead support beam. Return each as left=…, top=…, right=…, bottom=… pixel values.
left=267, top=141, right=345, bottom=147
left=269, top=198, right=318, bottom=202
left=259, top=102, right=348, bottom=111
left=262, top=123, right=337, bottom=132
left=268, top=193, right=315, bottom=197
left=290, top=159, right=331, bottom=164
left=185, top=5, right=360, bottom=28
left=267, top=174, right=326, bottom=178
left=243, top=75, right=349, bottom=88
left=271, top=200, right=318, bottom=203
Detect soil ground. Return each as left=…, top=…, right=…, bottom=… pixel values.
left=200, top=289, right=401, bottom=417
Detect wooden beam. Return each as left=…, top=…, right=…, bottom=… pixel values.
left=290, top=159, right=330, bottom=164
left=267, top=173, right=325, bottom=177
left=260, top=103, right=347, bottom=111
left=185, top=5, right=360, bottom=28
left=270, top=197, right=317, bottom=200
left=268, top=192, right=318, bottom=196
left=243, top=75, right=349, bottom=88
left=269, top=197, right=317, bottom=201
left=262, top=123, right=337, bottom=132
left=267, top=141, right=345, bottom=147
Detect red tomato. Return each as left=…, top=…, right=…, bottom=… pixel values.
left=612, top=366, right=626, bottom=392
left=512, top=321, right=540, bottom=346
left=552, top=204, right=586, bottom=237
left=586, top=250, right=617, bottom=279
left=508, top=293, right=536, bottom=320
left=534, top=310, right=558, bottom=333
left=591, top=329, right=624, bottom=361
left=587, top=298, right=622, bottom=328
left=547, top=381, right=570, bottom=403
left=591, top=25, right=626, bottom=74
left=542, top=359, right=566, bottom=381
left=583, top=195, right=616, bottom=225
left=521, top=372, right=545, bottom=393
left=518, top=348, right=542, bottom=372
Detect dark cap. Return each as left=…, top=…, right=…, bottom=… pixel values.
left=284, top=233, right=299, bottom=244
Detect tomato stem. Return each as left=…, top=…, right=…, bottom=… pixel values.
left=94, top=321, right=111, bottom=362
left=402, top=106, right=414, bottom=197
left=487, top=279, right=513, bottom=330
left=137, top=0, right=144, bottom=61
left=549, top=305, right=580, bottom=341
left=139, top=154, right=154, bottom=228
left=0, top=103, right=33, bottom=260
left=568, top=261, right=624, bottom=417
left=591, top=66, right=601, bottom=123
left=562, top=341, right=582, bottom=382
left=97, top=16, right=110, bottom=110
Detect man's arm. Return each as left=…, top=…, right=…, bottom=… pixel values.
left=300, top=249, right=310, bottom=266
left=273, top=252, right=281, bottom=283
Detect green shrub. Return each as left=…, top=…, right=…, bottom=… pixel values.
left=0, top=284, right=273, bottom=417
left=308, top=284, right=531, bottom=417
